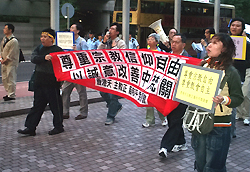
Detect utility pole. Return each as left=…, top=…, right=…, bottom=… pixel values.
left=174, top=0, right=181, bottom=32
left=214, top=0, right=220, bottom=33
left=122, top=0, right=130, bottom=47
left=50, top=0, right=60, bottom=31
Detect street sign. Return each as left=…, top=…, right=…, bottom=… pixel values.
left=61, top=3, right=74, bottom=19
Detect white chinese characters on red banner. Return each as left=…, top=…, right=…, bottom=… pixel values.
left=50, top=49, right=201, bottom=116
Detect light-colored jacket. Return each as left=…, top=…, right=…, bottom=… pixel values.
left=97, top=37, right=126, bottom=50
left=0, top=34, right=19, bottom=66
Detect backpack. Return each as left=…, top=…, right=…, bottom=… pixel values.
left=183, top=65, right=232, bottom=135
left=3, top=37, right=25, bottom=62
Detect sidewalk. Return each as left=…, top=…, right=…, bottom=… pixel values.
left=0, top=81, right=103, bottom=118
left=0, top=82, right=250, bottom=171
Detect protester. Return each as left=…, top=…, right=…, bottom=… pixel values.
left=97, top=22, right=126, bottom=125
left=158, top=28, right=178, bottom=52
left=197, top=27, right=215, bottom=59
left=142, top=33, right=167, bottom=127
left=0, top=23, right=20, bottom=101
left=159, top=34, right=191, bottom=158
left=62, top=23, right=89, bottom=120
left=96, top=33, right=103, bottom=48
left=229, top=18, right=250, bottom=127
left=129, top=33, right=139, bottom=49
left=87, top=31, right=97, bottom=50
left=191, top=33, right=243, bottom=171
left=17, top=28, right=64, bottom=136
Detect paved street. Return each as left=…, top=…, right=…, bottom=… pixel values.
left=0, top=83, right=250, bottom=172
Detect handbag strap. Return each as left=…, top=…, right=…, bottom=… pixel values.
left=3, top=37, right=16, bottom=48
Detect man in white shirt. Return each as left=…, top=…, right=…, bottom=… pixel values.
left=62, top=23, right=89, bottom=120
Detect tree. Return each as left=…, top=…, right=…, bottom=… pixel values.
left=212, top=0, right=250, bottom=24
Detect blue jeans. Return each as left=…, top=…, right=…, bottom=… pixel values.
left=191, top=127, right=231, bottom=172
left=231, top=108, right=236, bottom=137
left=100, top=92, right=122, bottom=119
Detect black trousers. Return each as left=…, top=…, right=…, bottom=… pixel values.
left=160, top=103, right=187, bottom=151
left=25, top=86, right=63, bottom=131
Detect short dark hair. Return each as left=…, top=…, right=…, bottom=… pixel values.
left=110, top=22, right=122, bottom=36
left=74, top=23, right=83, bottom=35
left=173, top=33, right=186, bottom=43
left=205, top=27, right=215, bottom=34
left=229, top=17, right=245, bottom=35
left=5, top=23, right=15, bottom=33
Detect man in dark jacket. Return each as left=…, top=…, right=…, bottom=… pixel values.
left=17, top=28, right=64, bottom=136
left=159, top=33, right=191, bottom=158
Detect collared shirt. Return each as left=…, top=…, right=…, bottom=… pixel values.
left=170, top=50, right=184, bottom=55
left=129, top=37, right=139, bottom=49
left=75, top=36, right=88, bottom=50
left=97, top=36, right=127, bottom=50
left=87, top=37, right=98, bottom=50
left=96, top=39, right=102, bottom=48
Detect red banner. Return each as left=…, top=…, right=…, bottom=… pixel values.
left=50, top=49, right=201, bottom=116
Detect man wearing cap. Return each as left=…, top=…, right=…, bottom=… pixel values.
left=17, top=28, right=64, bottom=136
left=87, top=31, right=98, bottom=50
left=0, top=23, right=20, bottom=101
left=129, top=33, right=139, bottom=49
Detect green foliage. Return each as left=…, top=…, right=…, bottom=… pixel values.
left=60, top=0, right=79, bottom=11
left=220, top=0, right=250, bottom=24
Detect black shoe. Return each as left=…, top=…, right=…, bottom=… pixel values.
left=17, top=128, right=36, bottom=136
left=48, top=128, right=64, bottom=135
left=75, top=114, right=87, bottom=120
left=3, top=95, right=8, bottom=99
left=4, top=96, right=15, bottom=101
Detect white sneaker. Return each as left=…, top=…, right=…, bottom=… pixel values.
left=159, top=148, right=168, bottom=158
left=162, top=118, right=167, bottom=126
left=243, top=119, right=250, bottom=125
left=171, top=144, right=188, bottom=152
left=142, top=122, right=155, bottom=128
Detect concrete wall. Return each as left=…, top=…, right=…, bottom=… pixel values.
left=0, top=0, right=50, bottom=54
left=0, top=0, right=50, bottom=17
left=0, top=0, right=115, bottom=54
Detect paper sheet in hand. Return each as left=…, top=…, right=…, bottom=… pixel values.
left=191, top=42, right=203, bottom=52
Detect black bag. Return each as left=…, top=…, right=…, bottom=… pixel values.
left=19, top=49, right=25, bottom=62
left=28, top=71, right=35, bottom=92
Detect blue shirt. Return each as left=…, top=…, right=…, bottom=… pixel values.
left=129, top=37, right=139, bottom=49
left=87, top=37, right=98, bottom=50
left=75, top=36, right=88, bottom=50
left=96, top=39, right=102, bottom=48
